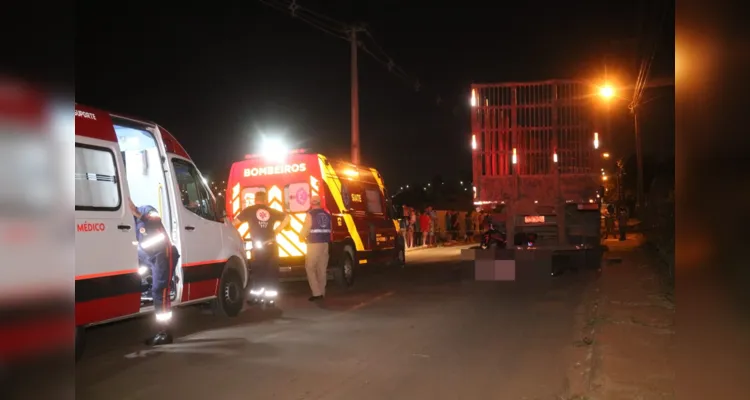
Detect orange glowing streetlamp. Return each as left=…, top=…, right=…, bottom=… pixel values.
left=599, top=84, right=614, bottom=99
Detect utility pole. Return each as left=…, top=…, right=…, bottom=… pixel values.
left=633, top=106, right=644, bottom=213
left=349, top=25, right=364, bottom=165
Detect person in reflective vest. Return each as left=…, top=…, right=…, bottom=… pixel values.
left=130, top=199, right=180, bottom=346
left=233, top=191, right=291, bottom=304
left=300, top=195, right=331, bottom=301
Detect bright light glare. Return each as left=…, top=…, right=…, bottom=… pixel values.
left=471, top=134, right=477, bottom=150
left=260, top=137, right=288, bottom=163
left=599, top=85, right=614, bottom=99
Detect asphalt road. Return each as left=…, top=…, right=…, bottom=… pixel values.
left=76, top=245, right=591, bottom=400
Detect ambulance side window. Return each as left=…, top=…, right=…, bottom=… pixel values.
left=75, top=143, right=121, bottom=211
left=172, top=159, right=217, bottom=221
left=364, top=188, right=383, bottom=215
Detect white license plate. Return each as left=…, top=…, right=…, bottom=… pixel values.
left=279, top=266, right=292, bottom=272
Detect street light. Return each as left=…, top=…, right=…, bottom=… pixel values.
left=602, top=152, right=610, bottom=158
left=599, top=84, right=614, bottom=99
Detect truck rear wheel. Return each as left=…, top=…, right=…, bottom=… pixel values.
left=212, top=268, right=244, bottom=317
left=334, top=246, right=355, bottom=287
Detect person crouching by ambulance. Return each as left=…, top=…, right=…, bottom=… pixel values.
left=299, top=195, right=332, bottom=302
left=130, top=198, right=180, bottom=346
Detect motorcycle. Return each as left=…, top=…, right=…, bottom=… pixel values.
left=247, top=238, right=279, bottom=308
left=479, top=224, right=539, bottom=250
left=480, top=223, right=507, bottom=249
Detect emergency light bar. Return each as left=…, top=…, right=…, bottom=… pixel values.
left=245, top=148, right=307, bottom=160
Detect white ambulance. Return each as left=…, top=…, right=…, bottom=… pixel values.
left=75, top=104, right=247, bottom=359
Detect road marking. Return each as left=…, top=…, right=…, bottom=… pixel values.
left=345, top=291, right=394, bottom=312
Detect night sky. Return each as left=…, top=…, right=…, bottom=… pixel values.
left=75, top=0, right=674, bottom=188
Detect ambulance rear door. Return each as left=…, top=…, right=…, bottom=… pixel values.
left=74, top=106, right=141, bottom=326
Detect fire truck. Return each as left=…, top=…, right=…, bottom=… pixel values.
left=469, top=80, right=605, bottom=266
left=226, top=147, right=404, bottom=287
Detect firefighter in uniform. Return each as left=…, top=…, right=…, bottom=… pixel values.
left=300, top=195, right=332, bottom=301
left=233, top=191, right=291, bottom=304
left=130, top=199, right=180, bottom=346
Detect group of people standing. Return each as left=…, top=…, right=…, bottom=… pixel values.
left=399, top=206, right=488, bottom=248
left=603, top=203, right=630, bottom=241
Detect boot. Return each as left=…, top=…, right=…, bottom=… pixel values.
left=145, top=330, right=173, bottom=346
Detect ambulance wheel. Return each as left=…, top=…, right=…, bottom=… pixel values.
left=334, top=247, right=355, bottom=287
left=75, top=326, right=85, bottom=362
left=212, top=269, right=244, bottom=317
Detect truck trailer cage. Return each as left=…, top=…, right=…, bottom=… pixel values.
left=470, top=80, right=604, bottom=249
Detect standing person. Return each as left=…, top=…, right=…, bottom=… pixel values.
left=130, top=198, right=180, bottom=346
left=603, top=205, right=615, bottom=239
left=413, top=211, right=422, bottom=246
left=233, top=191, right=291, bottom=304
left=444, top=210, right=453, bottom=243
left=419, top=210, right=431, bottom=247
left=473, top=210, right=482, bottom=234
left=464, top=210, right=473, bottom=242
left=426, top=206, right=438, bottom=245
left=299, top=195, right=331, bottom=302
left=617, top=205, right=629, bottom=241
left=400, top=205, right=410, bottom=248
left=451, top=211, right=460, bottom=241
left=409, top=208, right=417, bottom=247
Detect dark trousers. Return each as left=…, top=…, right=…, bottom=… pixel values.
left=618, top=223, right=627, bottom=241
left=151, top=245, right=179, bottom=314
left=251, top=245, right=280, bottom=290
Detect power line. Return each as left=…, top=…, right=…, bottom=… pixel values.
left=259, top=0, right=349, bottom=40
left=257, top=0, right=452, bottom=109
left=630, top=0, right=671, bottom=110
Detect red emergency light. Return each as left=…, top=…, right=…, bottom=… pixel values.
left=244, top=148, right=308, bottom=160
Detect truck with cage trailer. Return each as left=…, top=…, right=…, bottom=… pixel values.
left=469, top=79, right=605, bottom=271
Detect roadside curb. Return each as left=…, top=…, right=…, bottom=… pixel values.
left=565, top=234, right=675, bottom=399
left=564, top=267, right=600, bottom=399
left=405, top=242, right=478, bottom=253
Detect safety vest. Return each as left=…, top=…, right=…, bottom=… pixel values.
left=307, top=208, right=332, bottom=243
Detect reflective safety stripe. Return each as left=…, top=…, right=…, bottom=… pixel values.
left=140, top=233, right=165, bottom=249
left=155, top=311, right=172, bottom=322
left=310, top=229, right=331, bottom=233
